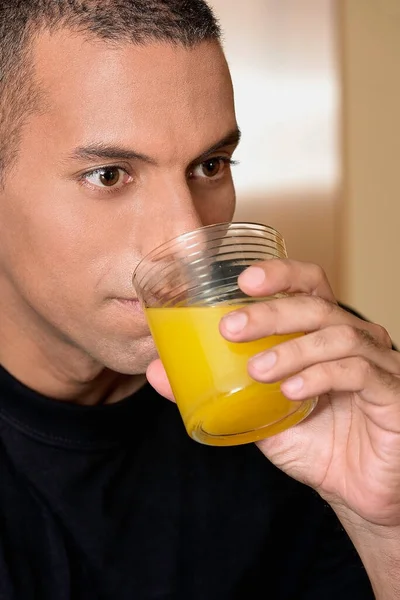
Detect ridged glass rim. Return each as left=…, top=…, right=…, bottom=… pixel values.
left=133, top=221, right=285, bottom=288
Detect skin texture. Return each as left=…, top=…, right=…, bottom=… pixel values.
left=2, top=26, right=400, bottom=598
left=0, top=31, right=238, bottom=404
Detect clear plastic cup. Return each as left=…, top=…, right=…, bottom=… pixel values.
left=133, top=222, right=317, bottom=446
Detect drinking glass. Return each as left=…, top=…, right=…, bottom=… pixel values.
left=133, top=222, right=317, bottom=446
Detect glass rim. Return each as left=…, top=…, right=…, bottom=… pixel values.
left=132, top=221, right=284, bottom=283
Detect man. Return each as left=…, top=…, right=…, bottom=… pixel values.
left=0, top=0, right=399, bottom=598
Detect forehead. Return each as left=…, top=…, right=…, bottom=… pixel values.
left=31, top=31, right=236, bottom=159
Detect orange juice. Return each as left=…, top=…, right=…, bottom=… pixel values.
left=146, top=304, right=316, bottom=446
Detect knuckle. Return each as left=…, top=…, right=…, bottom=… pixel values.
left=311, top=296, right=336, bottom=322
left=337, top=324, right=360, bottom=349
left=334, top=358, right=353, bottom=375
left=381, top=371, right=399, bottom=393
left=370, top=323, right=393, bottom=348
left=332, top=357, right=373, bottom=388
left=311, top=263, right=328, bottom=283
left=358, top=328, right=380, bottom=349
left=350, top=357, right=397, bottom=391
left=355, top=356, right=374, bottom=380
left=310, top=331, right=329, bottom=350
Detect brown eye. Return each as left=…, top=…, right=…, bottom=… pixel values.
left=100, top=167, right=121, bottom=187
left=190, top=157, right=232, bottom=181
left=201, top=158, right=223, bottom=178
left=83, top=166, right=133, bottom=191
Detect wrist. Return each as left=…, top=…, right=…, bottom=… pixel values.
left=331, top=505, right=400, bottom=600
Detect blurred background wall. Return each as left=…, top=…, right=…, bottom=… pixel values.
left=340, top=0, right=400, bottom=344
left=209, top=0, right=400, bottom=344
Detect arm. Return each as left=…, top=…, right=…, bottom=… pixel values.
left=336, top=509, right=400, bottom=600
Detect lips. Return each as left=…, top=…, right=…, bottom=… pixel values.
left=113, top=298, right=151, bottom=338
left=115, top=298, right=143, bottom=312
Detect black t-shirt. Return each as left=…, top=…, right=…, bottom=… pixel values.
left=0, top=364, right=373, bottom=599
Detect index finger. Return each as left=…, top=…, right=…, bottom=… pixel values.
left=238, top=259, right=336, bottom=303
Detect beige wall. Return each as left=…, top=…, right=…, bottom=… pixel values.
left=209, top=0, right=341, bottom=291
left=340, top=0, right=400, bottom=344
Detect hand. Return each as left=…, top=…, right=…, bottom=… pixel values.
left=147, top=259, right=400, bottom=528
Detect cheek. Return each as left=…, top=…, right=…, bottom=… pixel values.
left=0, top=185, right=116, bottom=288
left=194, top=179, right=236, bottom=225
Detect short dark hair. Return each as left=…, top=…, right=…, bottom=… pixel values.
left=0, top=0, right=221, bottom=181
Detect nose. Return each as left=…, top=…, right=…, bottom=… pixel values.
left=140, top=177, right=204, bottom=257
left=133, top=177, right=215, bottom=306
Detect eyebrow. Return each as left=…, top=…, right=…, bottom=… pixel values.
left=68, top=127, right=241, bottom=166
left=193, top=128, right=241, bottom=163
left=68, top=144, right=156, bottom=165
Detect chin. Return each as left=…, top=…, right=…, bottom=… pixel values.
left=100, top=336, right=159, bottom=375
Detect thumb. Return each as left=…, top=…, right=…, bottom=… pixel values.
left=146, top=359, right=176, bottom=402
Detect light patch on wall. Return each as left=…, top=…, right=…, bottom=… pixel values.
left=232, top=71, right=338, bottom=194
left=209, top=0, right=340, bottom=196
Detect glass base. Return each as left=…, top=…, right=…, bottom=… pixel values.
left=189, top=397, right=318, bottom=447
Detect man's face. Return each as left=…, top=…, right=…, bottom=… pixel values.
left=0, top=32, right=238, bottom=375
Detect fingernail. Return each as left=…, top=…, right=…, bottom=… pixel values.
left=282, top=376, right=304, bottom=396
left=250, top=352, right=277, bottom=373
left=222, top=311, right=248, bottom=334
left=240, top=266, right=266, bottom=288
